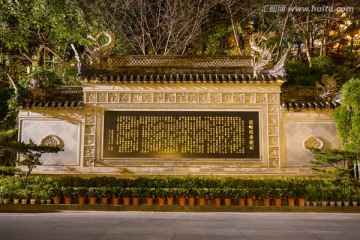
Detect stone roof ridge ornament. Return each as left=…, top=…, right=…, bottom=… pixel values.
left=249, top=33, right=273, bottom=70
left=86, top=31, right=116, bottom=66
left=270, top=43, right=290, bottom=77
left=249, top=33, right=289, bottom=78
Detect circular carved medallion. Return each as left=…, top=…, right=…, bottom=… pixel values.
left=41, top=135, right=65, bottom=149
left=303, top=136, right=323, bottom=153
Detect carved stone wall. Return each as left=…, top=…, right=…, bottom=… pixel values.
left=83, top=82, right=283, bottom=171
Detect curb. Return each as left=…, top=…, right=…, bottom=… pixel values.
left=1, top=204, right=360, bottom=213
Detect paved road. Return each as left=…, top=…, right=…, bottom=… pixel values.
left=0, top=211, right=360, bottom=240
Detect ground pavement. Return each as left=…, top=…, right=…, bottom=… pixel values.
left=0, top=211, right=360, bottom=240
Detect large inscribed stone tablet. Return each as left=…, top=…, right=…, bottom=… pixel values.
left=103, top=111, right=259, bottom=159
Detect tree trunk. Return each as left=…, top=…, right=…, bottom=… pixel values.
left=305, top=13, right=312, bottom=68
left=227, top=5, right=242, bottom=55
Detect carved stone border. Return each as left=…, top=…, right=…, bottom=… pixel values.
left=267, top=93, right=280, bottom=168
left=83, top=84, right=282, bottom=169
left=83, top=105, right=96, bottom=167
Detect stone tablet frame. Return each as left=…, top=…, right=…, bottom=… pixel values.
left=82, top=82, right=282, bottom=172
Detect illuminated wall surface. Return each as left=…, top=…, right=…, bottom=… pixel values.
left=104, top=111, right=260, bottom=158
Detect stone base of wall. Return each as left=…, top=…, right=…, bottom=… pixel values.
left=29, top=165, right=316, bottom=177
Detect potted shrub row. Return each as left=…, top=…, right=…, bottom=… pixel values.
left=1, top=176, right=360, bottom=207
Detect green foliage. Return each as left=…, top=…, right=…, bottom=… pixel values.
left=1, top=176, right=360, bottom=203
left=110, top=187, right=123, bottom=198
left=155, top=188, right=167, bottom=198
left=312, top=55, right=335, bottom=74
left=285, top=62, right=318, bottom=86
left=61, top=187, right=74, bottom=197
left=203, top=24, right=232, bottom=55
left=75, top=187, right=88, bottom=197
left=308, top=147, right=356, bottom=178
left=0, top=139, right=63, bottom=177
left=334, top=78, right=360, bottom=154
left=210, top=188, right=223, bottom=198
left=0, top=166, right=22, bottom=176
left=234, top=188, right=249, bottom=200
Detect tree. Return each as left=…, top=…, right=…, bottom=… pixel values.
left=0, top=139, right=63, bottom=177
left=0, top=0, right=89, bottom=86
left=333, top=78, right=360, bottom=178
left=76, top=0, right=216, bottom=55
left=308, top=147, right=356, bottom=179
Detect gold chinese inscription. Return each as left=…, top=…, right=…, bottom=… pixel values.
left=104, top=111, right=259, bottom=158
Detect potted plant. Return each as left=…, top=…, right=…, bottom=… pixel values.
left=13, top=188, right=22, bottom=204
left=19, top=188, right=32, bottom=204
left=271, top=188, right=284, bottom=207
left=142, top=188, right=155, bottom=206
left=122, top=188, right=132, bottom=206
left=110, top=187, right=122, bottom=205
left=61, top=187, right=74, bottom=204
left=258, top=186, right=271, bottom=206
left=296, top=187, right=306, bottom=207
left=353, top=193, right=360, bottom=207
left=343, top=186, right=354, bottom=207
left=88, top=188, right=101, bottom=205
left=155, top=188, right=167, bottom=206
left=305, top=185, right=319, bottom=206
left=197, top=188, right=207, bottom=206
left=285, top=189, right=296, bottom=207
left=98, top=187, right=110, bottom=205
left=234, top=188, right=248, bottom=207
left=166, top=188, right=175, bottom=206
left=131, top=188, right=142, bottom=205
left=222, top=188, right=234, bottom=206
left=1, top=178, right=21, bottom=204
left=187, top=188, right=198, bottom=206
left=75, top=187, right=88, bottom=205
left=334, top=186, right=344, bottom=207
left=175, top=188, right=188, bottom=206
left=49, top=186, right=62, bottom=204
left=246, top=188, right=256, bottom=207
left=0, top=186, right=11, bottom=204
left=38, top=188, right=52, bottom=204
left=210, top=188, right=223, bottom=206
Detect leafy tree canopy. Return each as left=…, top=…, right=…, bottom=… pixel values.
left=334, top=78, right=360, bottom=153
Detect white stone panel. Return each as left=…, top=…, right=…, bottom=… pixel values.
left=20, top=120, right=80, bottom=165
left=284, top=122, right=341, bottom=167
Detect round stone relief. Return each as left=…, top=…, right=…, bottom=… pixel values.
left=303, top=136, right=323, bottom=153
left=41, top=135, right=65, bottom=149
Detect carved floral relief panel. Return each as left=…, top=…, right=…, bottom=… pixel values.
left=86, top=93, right=96, bottom=103
left=233, top=93, right=245, bottom=103
left=210, top=93, right=222, bottom=103
left=199, top=93, right=210, bottom=103
left=108, top=93, right=119, bottom=103
left=97, top=93, right=107, bottom=102
left=154, top=93, right=165, bottom=103
left=142, top=93, right=153, bottom=103
left=222, top=93, right=233, bottom=103
left=119, top=93, right=130, bottom=103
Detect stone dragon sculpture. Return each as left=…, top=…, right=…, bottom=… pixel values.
left=249, top=32, right=290, bottom=77
left=249, top=33, right=274, bottom=70
left=85, top=31, right=116, bottom=66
